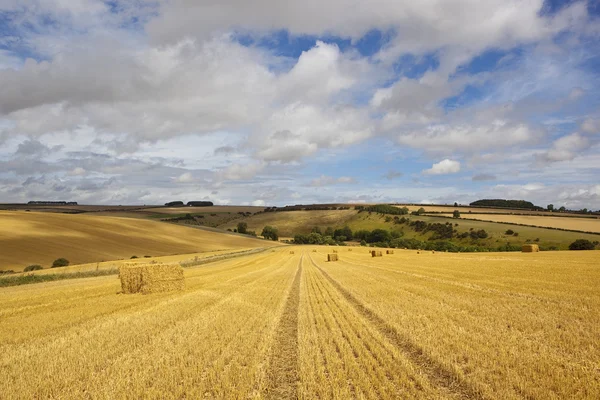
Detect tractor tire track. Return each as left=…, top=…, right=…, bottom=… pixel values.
left=307, top=254, right=485, bottom=400
left=265, top=255, right=303, bottom=399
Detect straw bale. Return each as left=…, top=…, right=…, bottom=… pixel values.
left=327, top=254, right=338, bottom=262
left=386, top=250, right=394, bottom=254
left=119, top=262, right=184, bottom=294
left=522, top=244, right=540, bottom=253
left=371, top=250, right=383, bottom=257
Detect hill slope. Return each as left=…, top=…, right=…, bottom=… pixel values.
left=0, top=211, right=274, bottom=271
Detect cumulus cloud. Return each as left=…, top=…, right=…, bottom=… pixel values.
left=423, top=159, right=461, bottom=175
left=581, top=118, right=600, bottom=135
left=397, top=120, right=538, bottom=154
left=174, top=172, right=194, bottom=183
left=537, top=132, right=589, bottom=163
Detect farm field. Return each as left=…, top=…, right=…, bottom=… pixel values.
left=458, top=214, right=600, bottom=233
left=1, top=247, right=598, bottom=398
left=0, top=211, right=273, bottom=271
left=397, top=204, right=599, bottom=218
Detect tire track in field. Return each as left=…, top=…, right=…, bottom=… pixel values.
left=265, top=254, right=302, bottom=399
left=308, top=254, right=484, bottom=400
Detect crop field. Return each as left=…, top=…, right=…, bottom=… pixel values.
left=397, top=204, right=598, bottom=218
left=458, top=214, right=600, bottom=233
left=0, top=211, right=272, bottom=271
left=1, top=247, right=598, bottom=399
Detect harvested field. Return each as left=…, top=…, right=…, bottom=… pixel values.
left=459, top=214, right=600, bottom=233
left=1, top=247, right=598, bottom=398
left=397, top=204, right=596, bottom=217
left=0, top=211, right=275, bottom=271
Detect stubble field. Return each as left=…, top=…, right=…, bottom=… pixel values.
left=1, top=247, right=598, bottom=399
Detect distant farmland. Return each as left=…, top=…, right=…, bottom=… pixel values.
left=1, top=247, right=598, bottom=398
left=458, top=214, right=600, bottom=233
left=0, top=211, right=274, bottom=271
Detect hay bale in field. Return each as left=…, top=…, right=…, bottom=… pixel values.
left=386, top=250, right=394, bottom=254
left=290, top=251, right=295, bottom=254
left=327, top=253, right=338, bottom=262
left=119, top=263, right=184, bottom=294
left=417, top=251, right=420, bottom=254
left=522, top=244, right=540, bottom=253
left=371, top=250, right=383, bottom=257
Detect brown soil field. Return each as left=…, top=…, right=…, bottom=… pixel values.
left=0, top=211, right=275, bottom=271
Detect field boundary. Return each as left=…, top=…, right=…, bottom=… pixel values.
left=265, top=255, right=302, bottom=399
left=308, top=254, right=485, bottom=399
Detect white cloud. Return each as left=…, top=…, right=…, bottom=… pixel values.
left=537, top=132, right=589, bottom=163
left=174, top=172, right=194, bottom=183
left=398, top=120, right=537, bottom=154
left=218, top=162, right=265, bottom=181
left=423, top=159, right=461, bottom=175
left=581, top=118, right=600, bottom=135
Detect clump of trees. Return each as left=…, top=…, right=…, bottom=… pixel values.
left=24, top=264, right=43, bottom=272
left=569, top=239, right=595, bottom=250
left=261, top=226, right=279, bottom=241
left=360, top=204, right=409, bottom=215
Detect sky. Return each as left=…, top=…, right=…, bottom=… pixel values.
left=0, top=0, right=599, bottom=209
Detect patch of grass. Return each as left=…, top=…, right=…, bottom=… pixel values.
left=0, top=268, right=119, bottom=288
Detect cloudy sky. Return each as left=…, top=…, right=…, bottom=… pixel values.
left=1, top=0, right=599, bottom=208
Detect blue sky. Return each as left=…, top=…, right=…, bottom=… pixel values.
left=0, top=0, right=599, bottom=208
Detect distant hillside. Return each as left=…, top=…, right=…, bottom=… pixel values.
left=0, top=211, right=274, bottom=271
left=470, top=199, right=540, bottom=210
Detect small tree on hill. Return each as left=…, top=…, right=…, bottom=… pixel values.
left=51, top=258, right=70, bottom=268
left=453, top=210, right=461, bottom=218
left=237, top=222, right=248, bottom=234
left=24, top=264, right=43, bottom=272
left=547, top=204, right=554, bottom=212
left=569, top=239, right=595, bottom=250
left=261, top=226, right=279, bottom=241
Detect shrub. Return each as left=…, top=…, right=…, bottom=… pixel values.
left=569, top=239, right=595, bottom=250
left=51, top=258, right=70, bottom=268
left=24, top=264, right=43, bottom=272
left=505, top=229, right=514, bottom=235
left=453, top=210, right=461, bottom=218
left=130, top=255, right=138, bottom=259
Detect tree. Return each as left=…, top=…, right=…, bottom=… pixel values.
left=237, top=222, right=248, bottom=234
left=24, top=264, right=43, bottom=272
left=569, top=239, right=595, bottom=250
left=454, top=202, right=458, bottom=207
left=453, top=210, right=461, bottom=218
left=51, top=258, right=69, bottom=268
left=324, top=227, right=334, bottom=237
left=547, top=204, right=554, bottom=211
left=558, top=206, right=566, bottom=212
left=417, top=207, right=426, bottom=215
left=261, top=226, right=279, bottom=241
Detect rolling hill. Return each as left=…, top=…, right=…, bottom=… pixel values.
left=0, top=211, right=275, bottom=271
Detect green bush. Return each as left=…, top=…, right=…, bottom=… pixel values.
left=51, top=258, right=70, bottom=268
left=24, top=264, right=43, bottom=272
left=569, top=239, right=595, bottom=250
left=130, top=255, right=138, bottom=259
